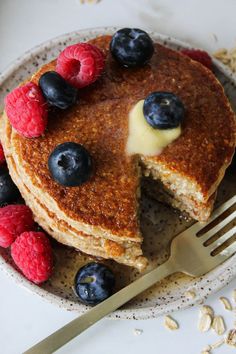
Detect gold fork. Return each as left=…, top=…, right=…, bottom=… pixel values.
left=24, top=195, right=236, bottom=354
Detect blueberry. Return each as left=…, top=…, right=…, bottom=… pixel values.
left=39, top=71, right=77, bottom=109
left=143, top=92, right=185, bottom=129
left=0, top=166, right=20, bottom=204
left=110, top=28, right=154, bottom=67
left=48, top=142, right=92, bottom=187
left=74, top=262, right=115, bottom=305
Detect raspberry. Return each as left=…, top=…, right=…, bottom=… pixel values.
left=56, top=43, right=105, bottom=88
left=11, top=231, right=53, bottom=284
left=181, top=49, right=213, bottom=71
left=4, top=82, right=48, bottom=138
left=0, top=205, right=34, bottom=248
left=0, top=143, right=5, bottom=165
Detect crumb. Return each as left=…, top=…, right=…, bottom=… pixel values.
left=133, top=328, right=143, bottom=336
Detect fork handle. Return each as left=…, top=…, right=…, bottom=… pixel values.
left=24, top=259, right=176, bottom=354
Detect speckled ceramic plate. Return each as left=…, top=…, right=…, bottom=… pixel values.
left=0, top=28, right=235, bottom=320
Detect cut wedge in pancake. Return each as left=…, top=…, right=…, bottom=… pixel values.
left=1, top=35, right=236, bottom=271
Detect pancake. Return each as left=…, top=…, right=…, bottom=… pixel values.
left=1, top=35, right=236, bottom=270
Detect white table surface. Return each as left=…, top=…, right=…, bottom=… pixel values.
left=0, top=1, right=236, bottom=353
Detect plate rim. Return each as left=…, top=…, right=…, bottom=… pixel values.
left=0, top=26, right=235, bottom=320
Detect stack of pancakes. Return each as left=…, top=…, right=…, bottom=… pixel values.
left=1, top=36, right=236, bottom=271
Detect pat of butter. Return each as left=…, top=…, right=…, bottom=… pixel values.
left=126, top=100, right=181, bottom=156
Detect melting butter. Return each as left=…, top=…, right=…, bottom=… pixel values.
left=126, top=100, right=181, bottom=156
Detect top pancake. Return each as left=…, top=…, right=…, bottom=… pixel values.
left=3, top=35, right=236, bottom=242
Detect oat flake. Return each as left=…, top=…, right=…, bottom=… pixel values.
left=200, top=305, right=214, bottom=317
left=198, top=314, right=212, bottom=332
left=219, top=297, right=232, bottom=311
left=201, top=345, right=211, bottom=354
left=212, top=316, right=226, bottom=335
left=164, top=315, right=179, bottom=330
left=184, top=290, right=196, bottom=299
left=225, top=329, right=236, bottom=347
left=210, top=338, right=225, bottom=349
left=232, top=289, right=236, bottom=303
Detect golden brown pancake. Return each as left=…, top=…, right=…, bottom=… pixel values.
left=1, top=35, right=236, bottom=270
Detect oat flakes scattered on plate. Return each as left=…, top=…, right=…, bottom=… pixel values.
left=214, top=46, right=236, bottom=72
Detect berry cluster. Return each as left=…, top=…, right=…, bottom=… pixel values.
left=0, top=144, right=53, bottom=284
left=0, top=142, right=53, bottom=284
left=0, top=203, right=53, bottom=284
left=4, top=43, right=105, bottom=138
left=1, top=42, right=106, bottom=286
